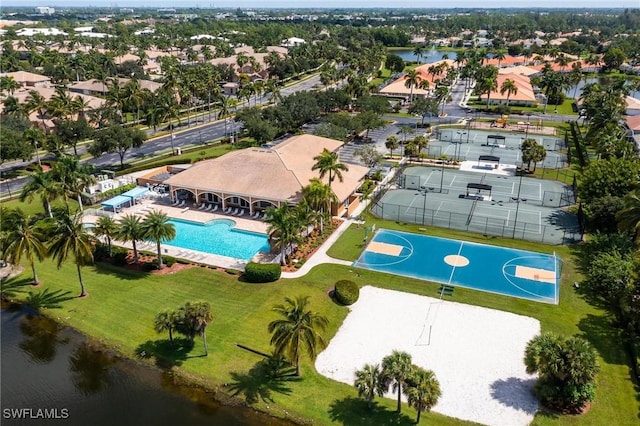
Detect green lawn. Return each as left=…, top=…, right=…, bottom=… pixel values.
left=4, top=217, right=638, bottom=425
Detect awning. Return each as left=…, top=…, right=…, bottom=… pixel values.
left=121, top=186, right=149, bottom=200
left=101, top=195, right=132, bottom=210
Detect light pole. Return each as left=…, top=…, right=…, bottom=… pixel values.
left=439, top=159, right=445, bottom=193
left=512, top=166, right=524, bottom=238
left=525, top=113, right=531, bottom=139
left=420, top=189, right=428, bottom=225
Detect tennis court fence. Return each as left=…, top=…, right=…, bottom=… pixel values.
left=370, top=201, right=581, bottom=245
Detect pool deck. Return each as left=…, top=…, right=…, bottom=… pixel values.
left=84, top=197, right=275, bottom=270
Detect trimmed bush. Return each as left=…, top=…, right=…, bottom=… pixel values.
left=244, top=262, right=281, bottom=283
left=163, top=256, right=176, bottom=267
left=334, top=280, right=359, bottom=305
left=111, top=249, right=128, bottom=266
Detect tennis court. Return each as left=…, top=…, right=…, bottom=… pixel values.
left=430, top=129, right=567, bottom=169
left=354, top=229, right=560, bottom=304
left=371, top=166, right=580, bottom=244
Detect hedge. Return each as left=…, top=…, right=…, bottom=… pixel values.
left=334, top=280, right=359, bottom=305
left=243, top=262, right=281, bottom=283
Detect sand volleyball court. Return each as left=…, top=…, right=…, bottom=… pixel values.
left=316, top=286, right=540, bottom=425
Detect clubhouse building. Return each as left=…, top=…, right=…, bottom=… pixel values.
left=163, top=134, right=369, bottom=217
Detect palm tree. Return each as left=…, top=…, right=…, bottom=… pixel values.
left=301, top=178, right=336, bottom=233
left=500, top=78, right=518, bottom=107
left=312, top=148, right=349, bottom=190
left=49, top=210, right=95, bottom=298
left=23, top=128, right=46, bottom=167
left=412, top=45, right=424, bottom=64
left=20, top=167, right=62, bottom=218
left=178, top=301, right=214, bottom=355
left=116, top=214, right=145, bottom=264
left=0, top=209, right=48, bottom=286
left=524, top=332, right=599, bottom=410
left=141, top=210, right=176, bottom=269
left=404, top=69, right=422, bottom=103
left=93, top=216, right=117, bottom=257
left=617, top=191, right=640, bottom=240
left=51, top=156, right=95, bottom=212
left=385, top=135, right=399, bottom=159
left=264, top=205, right=301, bottom=266
left=354, top=363, right=386, bottom=410
left=267, top=296, right=329, bottom=376
left=405, top=367, right=441, bottom=423
left=154, top=309, right=177, bottom=343
left=381, top=350, right=413, bottom=413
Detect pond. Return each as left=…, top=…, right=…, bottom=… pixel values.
left=390, top=48, right=458, bottom=64
left=0, top=305, right=295, bottom=426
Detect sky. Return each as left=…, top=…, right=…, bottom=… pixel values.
left=5, top=1, right=640, bottom=9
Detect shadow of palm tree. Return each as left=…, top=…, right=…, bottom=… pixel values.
left=489, top=377, right=538, bottom=414
left=227, top=355, right=300, bottom=405
left=1, top=277, right=32, bottom=301
left=92, top=262, right=150, bottom=280
left=328, top=396, right=415, bottom=425
left=25, top=288, right=74, bottom=311
left=19, top=314, right=70, bottom=364
left=69, top=342, right=115, bottom=396
left=135, top=338, right=195, bottom=368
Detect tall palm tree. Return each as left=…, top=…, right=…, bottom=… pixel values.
left=20, top=167, right=62, bottom=218
left=0, top=209, right=48, bottom=286
left=301, top=178, right=336, bottom=233
left=49, top=210, right=95, bottom=298
left=381, top=350, right=413, bottom=413
left=23, top=128, right=46, bottom=167
left=117, top=214, right=145, bottom=264
left=354, top=363, right=386, bottom=410
left=93, top=216, right=117, bottom=257
left=405, top=367, right=441, bottom=423
left=500, top=78, right=518, bottom=107
left=267, top=296, right=329, bottom=376
left=617, top=191, right=640, bottom=240
left=312, top=148, right=349, bottom=190
left=412, top=45, right=424, bottom=64
left=404, top=69, right=422, bottom=103
left=141, top=210, right=176, bottom=269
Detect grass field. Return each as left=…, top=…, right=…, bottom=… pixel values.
left=3, top=206, right=638, bottom=425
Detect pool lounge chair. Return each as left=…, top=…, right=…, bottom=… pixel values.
left=203, top=204, right=211, bottom=211
left=251, top=211, right=260, bottom=219
left=232, top=208, right=239, bottom=216
left=224, top=207, right=232, bottom=214
left=237, top=209, right=245, bottom=217
left=211, top=205, right=218, bottom=212
left=178, top=200, right=186, bottom=207
left=172, top=199, right=179, bottom=206
left=198, top=204, right=206, bottom=210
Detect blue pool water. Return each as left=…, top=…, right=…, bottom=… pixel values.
left=354, top=229, right=559, bottom=304
left=167, top=218, right=270, bottom=260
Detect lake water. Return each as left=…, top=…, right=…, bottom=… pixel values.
left=391, top=49, right=458, bottom=64
left=0, top=306, right=295, bottom=426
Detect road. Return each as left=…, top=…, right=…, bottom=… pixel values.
left=0, top=74, right=324, bottom=198
left=2, top=73, right=579, bottom=197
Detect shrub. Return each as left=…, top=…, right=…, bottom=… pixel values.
left=142, top=260, right=158, bottom=272
left=334, top=280, right=359, bottom=305
left=225, top=268, right=240, bottom=275
left=163, top=256, right=176, bottom=267
left=243, top=262, right=281, bottom=283
left=112, top=249, right=128, bottom=266
left=92, top=244, right=110, bottom=261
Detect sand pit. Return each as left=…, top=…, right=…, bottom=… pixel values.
left=316, top=286, right=540, bottom=426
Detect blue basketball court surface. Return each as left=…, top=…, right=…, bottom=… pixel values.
left=354, top=229, right=560, bottom=304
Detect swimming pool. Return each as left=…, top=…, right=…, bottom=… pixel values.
left=354, top=229, right=559, bottom=304
left=166, top=218, right=270, bottom=261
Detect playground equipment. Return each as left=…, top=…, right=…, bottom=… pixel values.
left=490, top=114, right=509, bottom=128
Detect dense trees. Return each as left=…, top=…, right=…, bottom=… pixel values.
left=89, top=124, right=146, bottom=167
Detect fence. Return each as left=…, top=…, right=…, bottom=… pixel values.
left=370, top=201, right=581, bottom=245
